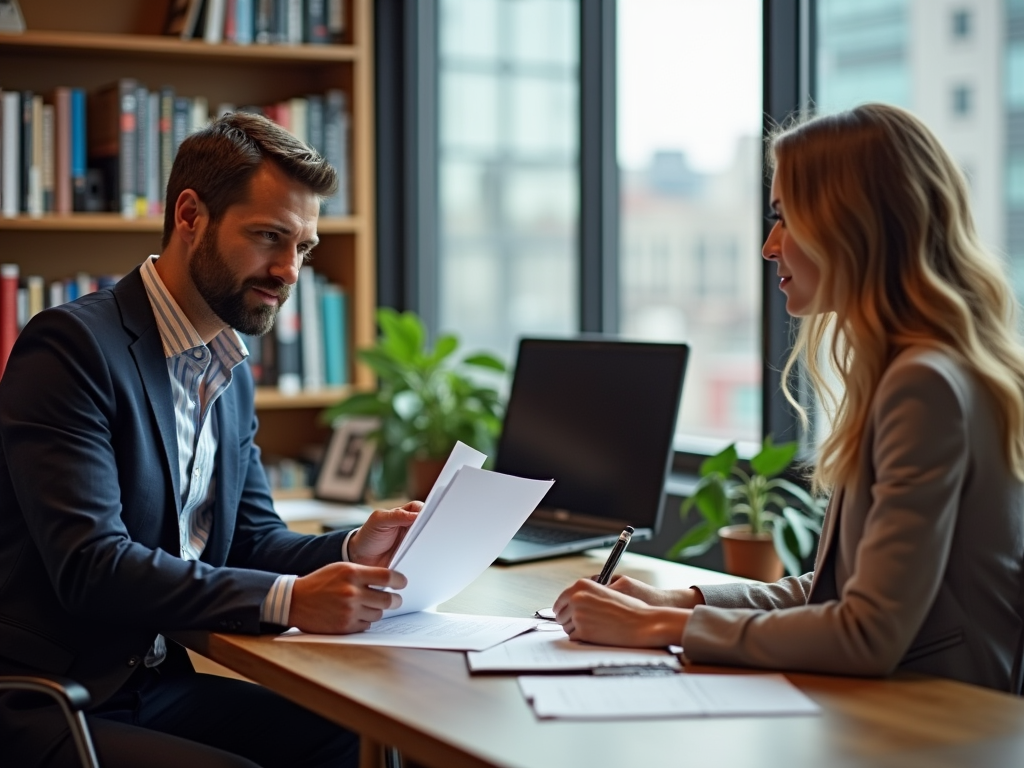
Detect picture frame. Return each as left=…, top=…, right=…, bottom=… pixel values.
left=315, top=416, right=379, bottom=503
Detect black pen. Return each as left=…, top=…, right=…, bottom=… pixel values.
left=596, top=526, right=634, bottom=585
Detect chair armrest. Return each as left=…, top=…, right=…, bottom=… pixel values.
left=0, top=675, right=100, bottom=768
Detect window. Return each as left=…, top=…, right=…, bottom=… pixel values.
left=952, top=9, right=972, bottom=39
left=617, top=0, right=763, bottom=445
left=437, top=0, right=580, bottom=363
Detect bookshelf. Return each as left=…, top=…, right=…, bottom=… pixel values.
left=0, top=0, right=377, bottom=494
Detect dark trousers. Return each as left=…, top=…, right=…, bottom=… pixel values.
left=8, top=666, right=359, bottom=768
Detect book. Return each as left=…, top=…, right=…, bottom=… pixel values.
left=134, top=85, right=150, bottom=218
left=275, top=284, right=302, bottom=394
left=234, top=0, right=254, bottom=45
left=328, top=0, right=345, bottom=41
left=298, top=266, right=324, bottom=391
left=285, top=0, right=303, bottom=44
left=1, top=91, right=20, bottom=217
left=306, top=0, right=329, bottom=44
left=70, top=88, right=87, bottom=212
left=255, top=0, right=273, bottom=43
left=0, top=263, right=19, bottom=379
left=306, top=93, right=324, bottom=157
left=27, top=95, right=43, bottom=216
left=88, top=79, right=140, bottom=216
left=204, top=0, right=227, bottom=44
left=40, top=103, right=55, bottom=213
left=52, top=87, right=72, bottom=215
left=146, top=91, right=162, bottom=216
left=321, top=282, right=347, bottom=385
left=323, top=89, right=349, bottom=215
left=19, top=91, right=31, bottom=214
left=164, top=0, right=206, bottom=40
left=25, top=275, right=44, bottom=321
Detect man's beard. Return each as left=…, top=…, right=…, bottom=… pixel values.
left=189, top=225, right=290, bottom=336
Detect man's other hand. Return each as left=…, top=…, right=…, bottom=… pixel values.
left=289, top=562, right=408, bottom=634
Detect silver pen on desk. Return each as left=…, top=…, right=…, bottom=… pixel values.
left=596, top=526, right=634, bottom=585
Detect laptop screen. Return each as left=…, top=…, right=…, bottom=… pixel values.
left=493, top=338, right=689, bottom=532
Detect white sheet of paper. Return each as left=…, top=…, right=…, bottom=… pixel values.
left=388, top=441, right=487, bottom=566
left=275, top=612, right=540, bottom=651
left=467, top=628, right=682, bottom=673
left=517, top=673, right=821, bottom=720
left=385, top=466, right=554, bottom=617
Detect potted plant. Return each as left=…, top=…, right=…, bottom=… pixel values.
left=667, top=436, right=826, bottom=581
left=322, top=308, right=507, bottom=500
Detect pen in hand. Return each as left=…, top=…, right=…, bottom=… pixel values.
left=595, top=526, right=634, bottom=586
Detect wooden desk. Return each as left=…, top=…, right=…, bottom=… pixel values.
left=178, top=551, right=1024, bottom=768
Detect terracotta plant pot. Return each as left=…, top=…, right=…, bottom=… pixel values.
left=718, top=524, right=784, bottom=582
left=407, top=456, right=447, bottom=502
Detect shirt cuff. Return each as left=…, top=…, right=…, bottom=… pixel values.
left=342, top=528, right=358, bottom=562
left=261, top=574, right=297, bottom=626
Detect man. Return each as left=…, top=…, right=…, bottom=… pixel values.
left=0, top=112, right=418, bottom=767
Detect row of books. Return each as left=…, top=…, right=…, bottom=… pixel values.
left=0, top=83, right=351, bottom=218
left=0, top=264, right=350, bottom=391
left=165, top=0, right=345, bottom=46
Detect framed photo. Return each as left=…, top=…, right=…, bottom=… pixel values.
left=315, top=417, right=379, bottom=503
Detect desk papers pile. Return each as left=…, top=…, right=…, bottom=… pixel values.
left=518, top=673, right=821, bottom=720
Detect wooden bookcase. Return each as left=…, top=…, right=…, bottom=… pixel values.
left=0, top=0, right=377, bottom=493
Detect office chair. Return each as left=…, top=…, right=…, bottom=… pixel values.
left=0, top=674, right=101, bottom=768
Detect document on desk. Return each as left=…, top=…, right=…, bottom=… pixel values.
left=383, top=442, right=554, bottom=618
left=517, top=673, right=821, bottom=720
left=275, top=612, right=540, bottom=652
left=467, top=627, right=682, bottom=673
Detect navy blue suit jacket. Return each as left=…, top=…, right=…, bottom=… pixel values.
left=0, top=266, right=351, bottom=705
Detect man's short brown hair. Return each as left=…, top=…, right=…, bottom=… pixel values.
left=161, top=111, right=338, bottom=247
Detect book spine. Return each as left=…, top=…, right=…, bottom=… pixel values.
left=134, top=85, right=149, bottom=218
left=2, top=91, right=20, bottom=217
left=306, top=0, right=329, bottom=44
left=275, top=287, right=302, bottom=394
left=41, top=103, right=55, bottom=213
left=0, top=263, right=20, bottom=379
left=192, top=96, right=209, bottom=133
left=48, top=280, right=64, bottom=309
left=298, top=266, right=324, bottom=390
left=118, top=79, right=139, bottom=217
left=26, top=275, right=44, bottom=320
left=306, top=93, right=324, bottom=157
left=224, top=0, right=237, bottom=42
left=323, top=89, right=349, bottom=215
left=328, top=0, right=345, bottom=41
left=289, top=96, right=308, bottom=144
left=28, top=95, right=43, bottom=216
left=147, top=91, right=162, bottom=216
left=286, top=0, right=303, bottom=44
left=71, top=88, right=87, bottom=212
left=321, top=282, right=347, bottom=385
left=53, top=87, right=72, bottom=214
left=235, top=0, right=254, bottom=45
left=205, top=0, right=227, bottom=44
left=20, top=91, right=32, bottom=214
left=172, top=96, right=190, bottom=155
left=255, top=0, right=272, bottom=43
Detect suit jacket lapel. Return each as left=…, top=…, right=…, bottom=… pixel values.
left=114, top=267, right=182, bottom=510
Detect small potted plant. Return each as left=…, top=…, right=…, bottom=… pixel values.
left=667, top=436, right=826, bottom=581
left=322, top=308, right=507, bottom=500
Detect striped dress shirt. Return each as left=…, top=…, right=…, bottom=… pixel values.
left=139, top=257, right=296, bottom=663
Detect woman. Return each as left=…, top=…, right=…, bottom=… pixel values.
left=553, top=103, right=1024, bottom=692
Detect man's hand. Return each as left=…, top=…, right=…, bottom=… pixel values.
left=348, top=501, right=422, bottom=567
left=289, top=562, right=407, bottom=634
left=553, top=578, right=690, bottom=648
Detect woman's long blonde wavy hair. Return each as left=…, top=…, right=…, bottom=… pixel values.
left=772, top=103, right=1024, bottom=493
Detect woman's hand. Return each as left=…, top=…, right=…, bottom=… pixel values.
left=606, top=576, right=706, bottom=609
left=553, top=578, right=691, bottom=648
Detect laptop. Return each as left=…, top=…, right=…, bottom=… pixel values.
left=494, top=337, right=689, bottom=564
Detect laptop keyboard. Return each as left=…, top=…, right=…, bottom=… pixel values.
left=513, top=524, right=591, bottom=545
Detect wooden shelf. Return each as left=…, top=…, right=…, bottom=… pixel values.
left=0, top=215, right=362, bottom=233
left=0, top=30, right=360, bottom=64
left=254, top=386, right=354, bottom=409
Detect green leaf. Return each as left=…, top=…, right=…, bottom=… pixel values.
left=700, top=443, right=738, bottom=477
left=782, top=507, right=814, bottom=558
left=463, top=353, right=506, bottom=372
left=321, top=392, right=387, bottom=422
left=772, top=523, right=803, bottom=577
left=429, top=334, right=459, bottom=365
left=750, top=435, right=798, bottom=478
left=769, top=477, right=825, bottom=517
left=667, top=520, right=717, bottom=561
left=691, top=482, right=731, bottom=528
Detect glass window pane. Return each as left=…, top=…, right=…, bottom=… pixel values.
left=618, top=0, right=764, bottom=445
left=439, top=0, right=579, bottom=361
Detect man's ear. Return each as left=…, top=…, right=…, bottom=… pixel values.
left=174, top=189, right=207, bottom=248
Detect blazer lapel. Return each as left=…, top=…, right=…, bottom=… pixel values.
left=114, top=268, right=182, bottom=510
left=807, top=487, right=843, bottom=600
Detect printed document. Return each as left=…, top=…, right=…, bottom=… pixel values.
left=467, top=627, right=682, bottom=673
left=276, top=612, right=540, bottom=652
left=518, top=673, right=821, bottom=720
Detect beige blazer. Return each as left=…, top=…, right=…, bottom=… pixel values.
left=684, top=347, right=1024, bottom=692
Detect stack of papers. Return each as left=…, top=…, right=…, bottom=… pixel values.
left=518, top=673, right=821, bottom=720
left=467, top=627, right=682, bottom=673
left=382, top=442, right=554, bottom=618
